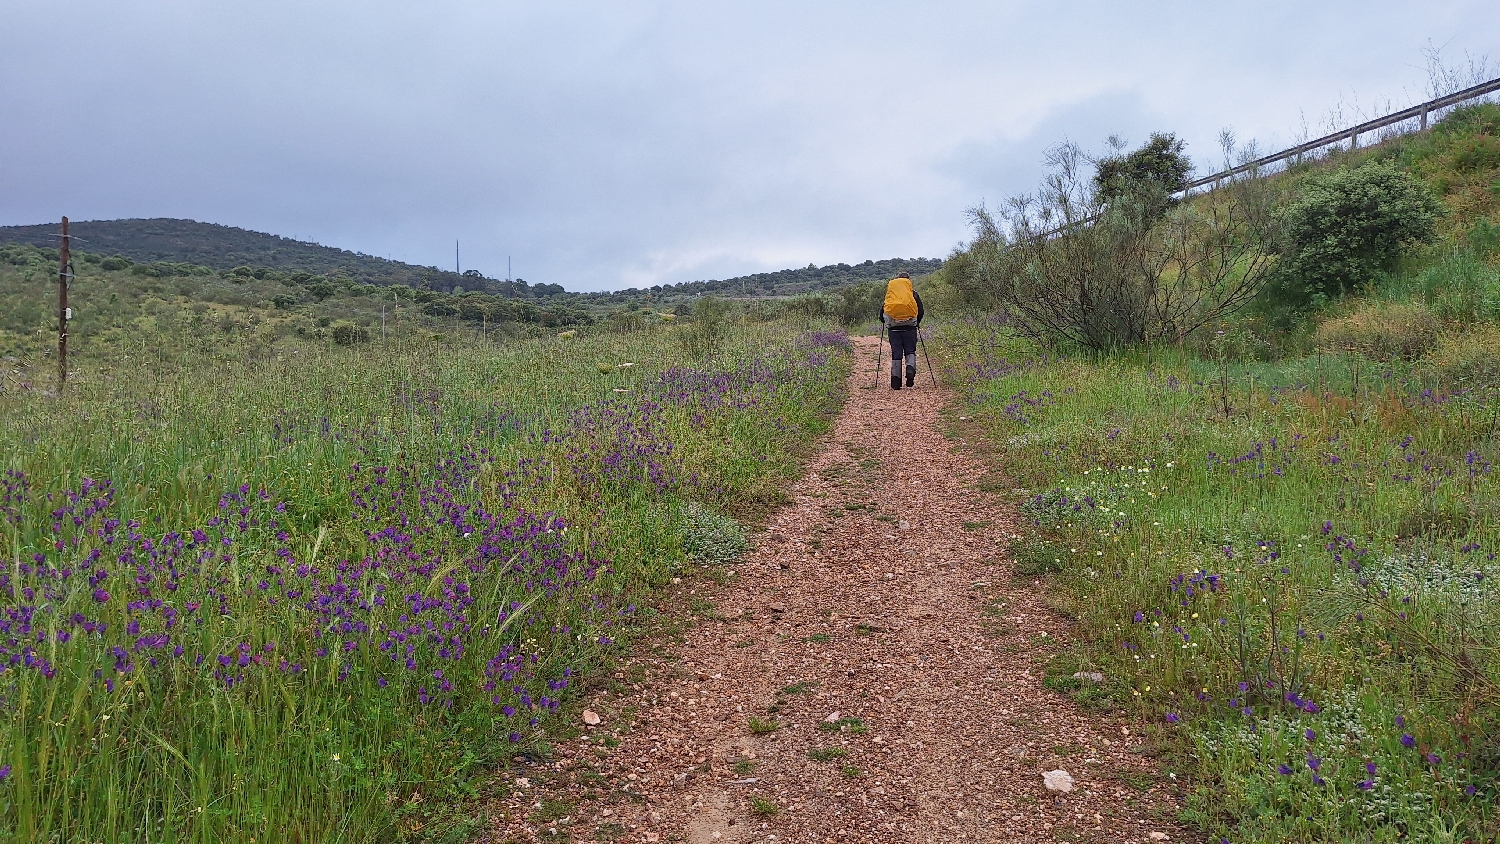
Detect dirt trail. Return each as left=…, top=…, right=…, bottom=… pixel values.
left=488, top=336, right=1189, bottom=844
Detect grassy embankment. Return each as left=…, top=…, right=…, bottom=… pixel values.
left=940, top=103, right=1500, bottom=842
left=0, top=303, right=850, bottom=841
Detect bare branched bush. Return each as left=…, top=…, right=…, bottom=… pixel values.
left=962, top=140, right=1282, bottom=351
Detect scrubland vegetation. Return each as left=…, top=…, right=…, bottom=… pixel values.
left=936, top=102, right=1500, bottom=842
left=0, top=258, right=850, bottom=840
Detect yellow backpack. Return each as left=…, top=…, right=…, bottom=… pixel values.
left=883, top=277, right=918, bottom=326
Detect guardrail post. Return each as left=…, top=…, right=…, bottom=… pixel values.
left=1420, top=105, right=1428, bottom=130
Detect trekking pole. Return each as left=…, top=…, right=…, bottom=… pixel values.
left=919, top=334, right=938, bottom=386
left=872, top=324, right=886, bottom=386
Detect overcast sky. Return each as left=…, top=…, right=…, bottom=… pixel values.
left=2, top=2, right=1495, bottom=291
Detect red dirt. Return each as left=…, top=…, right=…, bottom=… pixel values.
left=485, top=336, right=1192, bottom=844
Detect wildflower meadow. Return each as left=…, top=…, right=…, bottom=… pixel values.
left=945, top=318, right=1499, bottom=842
left=0, top=321, right=850, bottom=841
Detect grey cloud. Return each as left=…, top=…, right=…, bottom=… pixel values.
left=2, top=1, right=1495, bottom=290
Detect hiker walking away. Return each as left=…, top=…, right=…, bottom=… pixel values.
left=879, top=272, right=925, bottom=390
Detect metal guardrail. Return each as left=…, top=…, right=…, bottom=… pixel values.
left=1183, top=75, right=1500, bottom=191
left=1022, top=75, right=1500, bottom=241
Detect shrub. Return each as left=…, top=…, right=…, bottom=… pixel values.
left=1272, top=162, right=1445, bottom=308
left=675, top=296, right=731, bottom=359
left=1424, top=323, right=1500, bottom=391
left=966, top=141, right=1280, bottom=351
left=1094, top=132, right=1192, bottom=211
left=1314, top=301, right=1441, bottom=360
left=832, top=282, right=883, bottom=328
left=305, top=280, right=336, bottom=302
left=605, top=309, right=646, bottom=333
left=330, top=322, right=369, bottom=345
left=100, top=256, right=132, bottom=271
left=783, top=294, right=833, bottom=327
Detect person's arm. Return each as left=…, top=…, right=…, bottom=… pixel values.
left=876, top=301, right=886, bottom=325
left=915, top=290, right=925, bottom=325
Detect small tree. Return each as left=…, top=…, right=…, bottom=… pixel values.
left=1271, top=162, right=1444, bottom=308
left=964, top=140, right=1281, bottom=351
left=1093, top=132, right=1192, bottom=209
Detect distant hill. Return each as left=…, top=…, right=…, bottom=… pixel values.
left=0, top=217, right=942, bottom=299
left=0, top=217, right=414, bottom=276
left=637, top=257, right=944, bottom=300
left=0, top=218, right=569, bottom=297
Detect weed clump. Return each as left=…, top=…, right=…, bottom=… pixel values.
left=680, top=502, right=749, bottom=566
left=1011, top=536, right=1068, bottom=576
left=1424, top=322, right=1500, bottom=390
left=1313, top=301, right=1441, bottom=360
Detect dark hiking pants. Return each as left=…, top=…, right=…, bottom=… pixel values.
left=888, top=328, right=917, bottom=379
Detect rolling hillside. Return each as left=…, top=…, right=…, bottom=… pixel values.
left=0, top=217, right=941, bottom=299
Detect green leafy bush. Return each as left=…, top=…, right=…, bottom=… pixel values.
left=1272, top=162, right=1445, bottom=308
left=330, top=322, right=370, bottom=345
left=1094, top=132, right=1192, bottom=212
left=832, top=281, right=883, bottom=328
left=675, top=296, right=731, bottom=360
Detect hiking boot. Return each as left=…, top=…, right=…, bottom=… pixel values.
left=890, top=375, right=902, bottom=390
left=905, top=366, right=916, bottom=387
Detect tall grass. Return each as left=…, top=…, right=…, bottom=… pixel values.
left=943, top=317, right=1499, bottom=842
left=0, top=323, right=850, bottom=841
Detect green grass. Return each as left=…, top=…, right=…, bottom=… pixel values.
left=0, top=310, right=851, bottom=842
left=944, top=316, right=1500, bottom=842
left=806, top=747, right=846, bottom=762
left=920, top=96, right=1500, bottom=844
left=746, top=717, right=780, bottom=735
left=816, top=717, right=866, bottom=735
left=748, top=796, right=779, bottom=817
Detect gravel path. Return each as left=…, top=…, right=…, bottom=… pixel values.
left=487, top=336, right=1190, bottom=844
